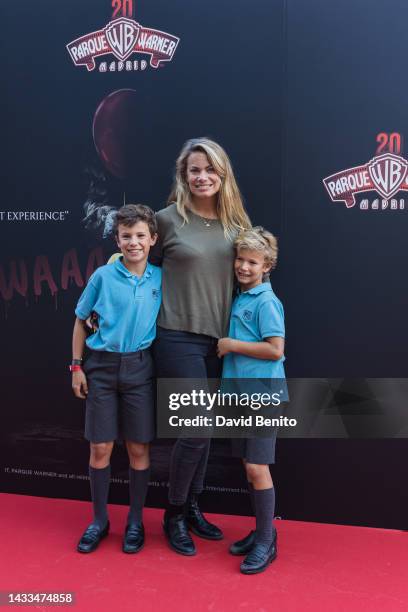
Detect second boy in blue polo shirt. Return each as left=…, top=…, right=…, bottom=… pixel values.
left=71, top=204, right=161, bottom=555
left=217, top=227, right=286, bottom=575
left=222, top=282, right=286, bottom=381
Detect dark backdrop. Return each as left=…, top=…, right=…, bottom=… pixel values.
left=1, top=0, right=407, bottom=529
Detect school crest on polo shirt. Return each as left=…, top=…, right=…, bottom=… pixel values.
left=242, top=309, right=253, bottom=321
left=152, top=288, right=160, bottom=299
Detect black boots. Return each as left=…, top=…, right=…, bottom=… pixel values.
left=163, top=496, right=223, bottom=555
left=163, top=510, right=196, bottom=556
left=185, top=496, right=223, bottom=540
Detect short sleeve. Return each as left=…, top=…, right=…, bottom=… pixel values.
left=258, top=299, right=285, bottom=339
left=74, top=272, right=100, bottom=320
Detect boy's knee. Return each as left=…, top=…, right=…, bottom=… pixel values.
left=90, top=441, right=114, bottom=464
left=126, top=441, right=149, bottom=469
left=245, top=462, right=267, bottom=481
left=126, top=441, right=149, bottom=460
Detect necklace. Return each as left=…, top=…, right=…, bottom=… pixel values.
left=189, top=207, right=218, bottom=228
left=202, top=216, right=213, bottom=228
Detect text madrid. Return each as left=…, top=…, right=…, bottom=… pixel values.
left=168, top=415, right=297, bottom=428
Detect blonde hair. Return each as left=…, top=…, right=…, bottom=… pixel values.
left=168, top=137, right=251, bottom=239
left=234, top=227, right=278, bottom=272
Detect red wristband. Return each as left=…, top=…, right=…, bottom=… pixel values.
left=69, top=365, right=82, bottom=372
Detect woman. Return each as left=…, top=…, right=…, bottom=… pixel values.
left=152, top=137, right=251, bottom=555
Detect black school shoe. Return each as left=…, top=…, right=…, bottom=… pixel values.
left=123, top=523, right=145, bottom=554
left=185, top=497, right=223, bottom=540
left=77, top=521, right=110, bottom=553
left=163, top=511, right=196, bottom=556
left=229, top=530, right=256, bottom=555
left=240, top=530, right=278, bottom=575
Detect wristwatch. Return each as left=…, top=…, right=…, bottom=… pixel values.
left=70, top=358, right=83, bottom=372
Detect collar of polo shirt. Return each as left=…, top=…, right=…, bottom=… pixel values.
left=114, top=256, right=153, bottom=279
left=239, top=282, right=272, bottom=296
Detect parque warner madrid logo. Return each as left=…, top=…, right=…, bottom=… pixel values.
left=323, top=133, right=408, bottom=210
left=66, top=0, right=179, bottom=72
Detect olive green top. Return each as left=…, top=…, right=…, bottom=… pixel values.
left=152, top=203, right=235, bottom=339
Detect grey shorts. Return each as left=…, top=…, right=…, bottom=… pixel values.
left=231, top=431, right=277, bottom=465
left=83, top=349, right=155, bottom=444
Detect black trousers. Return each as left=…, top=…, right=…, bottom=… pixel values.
left=152, top=327, right=221, bottom=505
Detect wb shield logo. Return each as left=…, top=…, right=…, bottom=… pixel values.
left=368, top=153, right=408, bottom=200
left=105, top=18, right=139, bottom=61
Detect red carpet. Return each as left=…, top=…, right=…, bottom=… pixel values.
left=0, top=493, right=407, bottom=611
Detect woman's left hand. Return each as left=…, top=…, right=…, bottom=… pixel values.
left=217, top=337, right=236, bottom=358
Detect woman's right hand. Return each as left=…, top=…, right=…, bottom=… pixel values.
left=72, top=370, right=88, bottom=399
left=84, top=312, right=99, bottom=333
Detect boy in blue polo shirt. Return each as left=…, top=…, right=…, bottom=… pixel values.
left=217, top=227, right=286, bottom=575
left=71, top=204, right=161, bottom=554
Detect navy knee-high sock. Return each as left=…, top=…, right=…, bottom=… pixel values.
left=127, top=466, right=150, bottom=525
left=253, top=487, right=275, bottom=545
left=248, top=482, right=255, bottom=516
left=89, top=465, right=110, bottom=529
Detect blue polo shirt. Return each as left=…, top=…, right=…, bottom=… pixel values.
left=75, top=258, right=162, bottom=353
left=222, top=282, right=286, bottom=381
